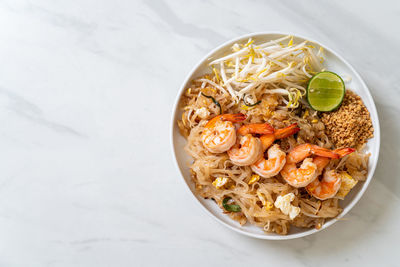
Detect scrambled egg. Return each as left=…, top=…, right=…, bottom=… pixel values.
left=195, top=107, right=210, bottom=119
left=265, top=201, right=274, bottom=211
left=248, top=174, right=260, bottom=185
left=274, top=193, right=301, bottom=220
left=212, top=177, right=229, bottom=189
left=336, top=172, right=358, bottom=199
left=257, top=192, right=274, bottom=211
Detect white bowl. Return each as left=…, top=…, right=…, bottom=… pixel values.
left=170, top=32, right=380, bottom=240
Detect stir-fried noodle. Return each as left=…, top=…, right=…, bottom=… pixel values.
left=177, top=36, right=371, bottom=235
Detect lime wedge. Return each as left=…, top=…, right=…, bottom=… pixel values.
left=307, top=71, right=345, bottom=112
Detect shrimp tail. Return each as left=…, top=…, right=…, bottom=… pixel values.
left=334, top=148, right=355, bottom=158
left=237, top=123, right=274, bottom=136
left=274, top=123, right=300, bottom=139
left=259, top=123, right=299, bottom=151
left=313, top=148, right=354, bottom=174
left=221, top=113, right=247, bottom=122
left=310, top=145, right=340, bottom=159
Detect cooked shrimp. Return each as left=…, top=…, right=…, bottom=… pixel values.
left=306, top=170, right=342, bottom=200
left=306, top=148, right=355, bottom=200
left=251, top=144, right=286, bottom=178
left=281, top=144, right=339, bottom=188
left=201, top=113, right=246, bottom=153
left=228, top=122, right=273, bottom=166
left=251, top=124, right=300, bottom=178
left=228, top=134, right=263, bottom=166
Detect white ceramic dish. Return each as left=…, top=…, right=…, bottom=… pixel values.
left=170, top=32, right=380, bottom=240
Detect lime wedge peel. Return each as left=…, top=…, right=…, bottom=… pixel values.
left=307, top=71, right=345, bottom=112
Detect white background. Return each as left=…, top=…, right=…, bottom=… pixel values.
left=0, top=0, right=399, bottom=266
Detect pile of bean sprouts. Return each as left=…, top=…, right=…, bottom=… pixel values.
left=201, top=35, right=324, bottom=109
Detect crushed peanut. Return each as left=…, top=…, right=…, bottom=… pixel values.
left=321, top=90, right=374, bottom=148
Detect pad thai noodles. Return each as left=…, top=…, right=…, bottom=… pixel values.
left=177, top=36, right=373, bottom=235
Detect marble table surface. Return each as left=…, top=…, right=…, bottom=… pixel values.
left=0, top=0, right=399, bottom=266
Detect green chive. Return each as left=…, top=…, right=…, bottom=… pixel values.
left=201, top=92, right=222, bottom=114
left=222, top=197, right=241, bottom=212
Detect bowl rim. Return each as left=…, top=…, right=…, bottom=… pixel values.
left=170, top=31, right=381, bottom=240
